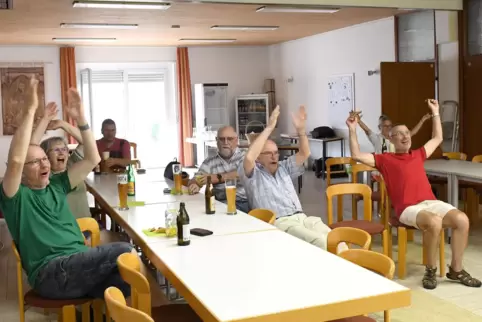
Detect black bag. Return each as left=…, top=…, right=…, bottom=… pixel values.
left=312, top=157, right=347, bottom=179
left=311, top=126, right=336, bottom=139
left=164, top=158, right=181, bottom=180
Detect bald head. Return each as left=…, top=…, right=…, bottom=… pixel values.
left=217, top=126, right=236, bottom=138
left=216, top=126, right=238, bottom=159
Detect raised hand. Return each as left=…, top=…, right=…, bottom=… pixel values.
left=27, top=75, right=39, bottom=112
left=267, top=105, right=280, bottom=129
left=44, top=102, right=59, bottom=121
left=426, top=99, right=439, bottom=113
left=291, top=105, right=307, bottom=131
left=65, top=88, right=84, bottom=121
left=346, top=112, right=358, bottom=130
left=47, top=120, right=63, bottom=131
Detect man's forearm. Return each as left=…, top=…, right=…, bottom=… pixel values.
left=297, top=129, right=310, bottom=158
left=245, top=127, right=274, bottom=161
left=431, top=114, right=443, bottom=141
left=10, top=110, right=37, bottom=164
left=358, top=119, right=372, bottom=135
left=61, top=121, right=83, bottom=143
left=30, top=117, right=49, bottom=144
left=410, top=117, right=426, bottom=136
left=77, top=117, right=100, bottom=164
left=111, top=158, right=132, bottom=167
left=348, top=128, right=361, bottom=158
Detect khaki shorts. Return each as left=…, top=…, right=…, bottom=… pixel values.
left=399, top=200, right=456, bottom=229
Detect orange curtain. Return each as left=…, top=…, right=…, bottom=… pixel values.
left=176, top=47, right=194, bottom=166
left=60, top=47, right=78, bottom=144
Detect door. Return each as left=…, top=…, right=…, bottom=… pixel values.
left=381, top=62, right=436, bottom=150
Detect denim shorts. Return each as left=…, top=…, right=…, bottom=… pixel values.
left=34, top=242, right=133, bottom=299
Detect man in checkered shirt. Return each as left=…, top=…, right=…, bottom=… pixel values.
left=188, top=126, right=249, bottom=213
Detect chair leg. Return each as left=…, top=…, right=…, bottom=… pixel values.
left=440, top=229, right=446, bottom=277
left=60, top=305, right=76, bottom=322
left=81, top=303, right=91, bottom=322
left=384, top=310, right=390, bottom=322
left=387, top=227, right=393, bottom=259
left=398, top=228, right=407, bottom=279
left=352, top=195, right=358, bottom=220
left=382, top=229, right=388, bottom=256
left=105, top=302, right=111, bottom=322
left=337, top=195, right=343, bottom=222
left=407, top=230, right=414, bottom=242
left=93, top=299, right=104, bottom=322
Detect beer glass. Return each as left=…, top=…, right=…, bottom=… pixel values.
left=164, top=202, right=179, bottom=238
left=225, top=179, right=237, bottom=215
left=117, top=173, right=129, bottom=210
left=173, top=164, right=183, bottom=195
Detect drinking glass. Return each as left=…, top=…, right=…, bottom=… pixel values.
left=165, top=202, right=179, bottom=237
left=117, top=174, right=129, bottom=210
left=225, top=179, right=237, bottom=215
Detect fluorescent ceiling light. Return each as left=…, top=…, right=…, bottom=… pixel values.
left=211, top=25, right=279, bottom=31
left=256, top=6, right=339, bottom=13
left=72, top=1, right=171, bottom=10
left=60, top=23, right=138, bottom=29
left=52, top=38, right=117, bottom=43
left=179, top=39, right=236, bottom=43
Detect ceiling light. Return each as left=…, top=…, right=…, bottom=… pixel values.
left=256, top=6, right=339, bottom=13
left=52, top=38, right=117, bottom=43
left=60, top=23, right=138, bottom=29
left=72, top=1, right=171, bottom=10
left=179, top=39, right=236, bottom=43
left=211, top=25, right=279, bottom=31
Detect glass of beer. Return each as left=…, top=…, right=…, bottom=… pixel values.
left=117, top=173, right=129, bottom=210
left=172, top=164, right=183, bottom=195
left=225, top=179, right=237, bottom=215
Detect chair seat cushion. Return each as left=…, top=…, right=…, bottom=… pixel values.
left=389, top=216, right=416, bottom=229
left=330, top=316, right=375, bottom=321
left=152, top=304, right=202, bottom=322
left=24, top=290, right=91, bottom=308
left=329, top=220, right=384, bottom=235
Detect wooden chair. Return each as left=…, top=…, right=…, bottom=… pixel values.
left=325, top=157, right=356, bottom=222
left=459, top=155, right=482, bottom=225
left=380, top=179, right=445, bottom=279
left=129, top=142, right=141, bottom=168
left=13, top=217, right=105, bottom=322
left=327, top=227, right=372, bottom=255
left=105, top=287, right=154, bottom=322
left=326, top=183, right=388, bottom=256
left=351, top=164, right=378, bottom=221
left=329, top=249, right=395, bottom=322
left=117, top=253, right=201, bottom=321
left=248, top=209, right=276, bottom=224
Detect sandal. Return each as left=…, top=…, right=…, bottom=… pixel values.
left=446, top=266, right=482, bottom=287
left=422, top=266, right=438, bottom=290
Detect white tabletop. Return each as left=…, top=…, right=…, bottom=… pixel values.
left=425, top=159, right=482, bottom=180
left=148, top=230, right=410, bottom=322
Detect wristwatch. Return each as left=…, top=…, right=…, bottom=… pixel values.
left=217, top=173, right=223, bottom=183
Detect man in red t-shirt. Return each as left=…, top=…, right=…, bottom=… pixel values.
left=96, top=119, right=131, bottom=169
left=347, top=99, right=480, bottom=290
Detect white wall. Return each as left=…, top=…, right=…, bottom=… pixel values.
left=268, top=17, right=396, bottom=158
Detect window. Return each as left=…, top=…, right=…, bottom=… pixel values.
left=468, top=0, right=482, bottom=56
left=397, top=10, right=436, bottom=62
left=79, top=65, right=178, bottom=169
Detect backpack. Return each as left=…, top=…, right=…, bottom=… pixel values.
left=164, top=158, right=190, bottom=181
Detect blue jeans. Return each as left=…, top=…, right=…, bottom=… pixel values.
left=34, top=242, right=133, bottom=299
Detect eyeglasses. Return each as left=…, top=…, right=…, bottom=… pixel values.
left=25, top=156, right=49, bottom=166
left=260, top=151, right=279, bottom=157
left=216, top=136, right=237, bottom=143
left=49, top=147, right=69, bottom=154
left=391, top=130, right=410, bottom=138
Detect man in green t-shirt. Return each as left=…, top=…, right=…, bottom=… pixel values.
left=0, top=77, right=132, bottom=300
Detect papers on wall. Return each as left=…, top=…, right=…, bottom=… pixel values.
left=328, top=74, right=355, bottom=112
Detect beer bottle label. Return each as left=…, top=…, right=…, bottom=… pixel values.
left=182, top=224, right=190, bottom=242
left=127, top=182, right=135, bottom=195
left=172, top=164, right=181, bottom=175
left=117, top=174, right=128, bottom=184
left=210, top=196, right=215, bottom=211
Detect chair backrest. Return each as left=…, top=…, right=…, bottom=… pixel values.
left=325, top=157, right=355, bottom=186
left=378, top=178, right=391, bottom=229
left=77, top=217, right=101, bottom=247
left=326, top=183, right=372, bottom=225
left=351, top=164, right=376, bottom=183
left=339, top=249, right=395, bottom=279
left=327, top=227, right=372, bottom=254
left=117, top=253, right=151, bottom=315
left=105, top=287, right=154, bottom=322
left=129, top=142, right=138, bottom=159
left=248, top=209, right=276, bottom=224
left=443, top=152, right=467, bottom=161
left=472, top=155, right=482, bottom=163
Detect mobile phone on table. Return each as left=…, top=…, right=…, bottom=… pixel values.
left=163, top=188, right=171, bottom=194
left=190, top=228, right=213, bottom=237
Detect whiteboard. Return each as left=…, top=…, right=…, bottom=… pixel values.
left=328, top=74, right=355, bottom=112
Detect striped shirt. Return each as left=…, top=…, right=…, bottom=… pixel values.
left=196, top=148, right=247, bottom=201
left=238, top=155, right=304, bottom=218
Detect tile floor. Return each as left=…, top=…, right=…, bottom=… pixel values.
left=2, top=169, right=482, bottom=321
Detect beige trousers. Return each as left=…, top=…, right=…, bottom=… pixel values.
left=275, top=213, right=348, bottom=253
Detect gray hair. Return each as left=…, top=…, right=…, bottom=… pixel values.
left=378, top=114, right=391, bottom=123
left=40, top=136, right=68, bottom=153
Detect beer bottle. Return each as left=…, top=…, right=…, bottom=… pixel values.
left=127, top=164, right=136, bottom=196
left=205, top=176, right=215, bottom=215
left=381, top=139, right=388, bottom=153
left=177, top=202, right=191, bottom=246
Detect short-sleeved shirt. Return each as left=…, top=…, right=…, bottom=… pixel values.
left=374, top=147, right=436, bottom=217
left=238, top=155, right=304, bottom=218
left=96, top=138, right=131, bottom=159
left=196, top=149, right=247, bottom=201
left=368, top=132, right=395, bottom=154
left=0, top=172, right=88, bottom=286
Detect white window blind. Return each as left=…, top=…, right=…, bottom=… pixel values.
left=397, top=10, right=435, bottom=62
left=468, top=0, right=482, bottom=56
left=127, top=73, right=164, bottom=82
left=80, top=70, right=124, bottom=83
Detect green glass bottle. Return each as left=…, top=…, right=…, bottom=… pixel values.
left=127, top=164, right=136, bottom=197
left=177, top=202, right=191, bottom=246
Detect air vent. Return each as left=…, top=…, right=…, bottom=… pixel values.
left=0, top=0, right=12, bottom=9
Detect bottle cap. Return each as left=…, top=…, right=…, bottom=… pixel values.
left=180, top=202, right=185, bottom=206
